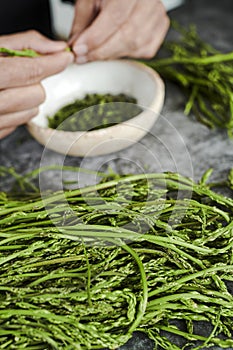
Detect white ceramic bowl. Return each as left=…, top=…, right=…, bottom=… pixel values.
left=27, top=60, right=165, bottom=157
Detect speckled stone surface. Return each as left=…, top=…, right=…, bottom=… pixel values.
left=0, top=0, right=233, bottom=349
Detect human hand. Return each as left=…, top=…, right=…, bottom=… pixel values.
left=0, top=30, right=74, bottom=139
left=69, top=0, right=170, bottom=63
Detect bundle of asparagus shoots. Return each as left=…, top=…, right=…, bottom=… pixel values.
left=1, top=166, right=233, bottom=349
left=143, top=22, right=233, bottom=136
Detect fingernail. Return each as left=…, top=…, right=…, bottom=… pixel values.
left=67, top=53, right=74, bottom=64
left=76, top=56, right=88, bottom=64
left=73, top=44, right=88, bottom=56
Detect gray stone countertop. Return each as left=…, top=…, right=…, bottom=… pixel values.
left=0, top=0, right=232, bottom=349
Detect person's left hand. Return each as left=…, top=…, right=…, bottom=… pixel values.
left=69, top=0, right=170, bottom=64
left=0, top=31, right=73, bottom=139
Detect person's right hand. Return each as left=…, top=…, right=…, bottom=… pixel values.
left=0, top=30, right=74, bottom=139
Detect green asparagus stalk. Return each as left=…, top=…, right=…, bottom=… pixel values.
left=0, top=46, right=71, bottom=57
left=0, top=47, right=39, bottom=57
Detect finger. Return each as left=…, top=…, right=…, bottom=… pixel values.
left=0, top=30, right=68, bottom=54
left=72, top=0, right=137, bottom=56
left=0, top=126, right=16, bottom=139
left=0, top=51, right=74, bottom=89
left=69, top=0, right=99, bottom=44
left=76, top=30, right=127, bottom=63
left=76, top=21, right=133, bottom=62
left=0, top=84, right=45, bottom=114
left=0, top=107, right=39, bottom=130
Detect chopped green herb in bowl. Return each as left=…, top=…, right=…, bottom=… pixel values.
left=47, top=93, right=143, bottom=131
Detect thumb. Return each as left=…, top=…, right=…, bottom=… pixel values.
left=0, top=31, right=68, bottom=54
